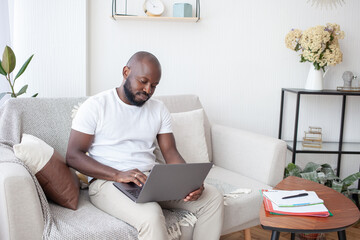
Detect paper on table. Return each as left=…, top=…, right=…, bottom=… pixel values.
left=263, top=196, right=330, bottom=217
left=262, top=190, right=324, bottom=207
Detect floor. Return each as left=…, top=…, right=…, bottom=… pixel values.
left=220, top=221, right=360, bottom=240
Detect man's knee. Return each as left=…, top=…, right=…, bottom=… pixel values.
left=204, top=184, right=224, bottom=206
left=138, top=203, right=166, bottom=227
left=136, top=203, right=168, bottom=240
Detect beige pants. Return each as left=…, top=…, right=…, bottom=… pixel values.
left=89, top=179, right=224, bottom=240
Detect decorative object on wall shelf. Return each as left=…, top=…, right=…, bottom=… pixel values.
left=111, top=0, right=200, bottom=22
left=337, top=71, right=360, bottom=92
left=354, top=75, right=359, bottom=88
left=144, top=0, right=165, bottom=17
left=337, top=86, right=360, bottom=92
left=285, top=23, right=345, bottom=90
left=173, top=3, right=192, bottom=17
left=0, top=46, right=37, bottom=100
left=302, top=126, right=322, bottom=149
left=342, top=71, right=354, bottom=87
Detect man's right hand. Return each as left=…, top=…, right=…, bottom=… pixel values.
left=117, top=169, right=147, bottom=187
left=67, top=130, right=147, bottom=187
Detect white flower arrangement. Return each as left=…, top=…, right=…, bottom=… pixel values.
left=285, top=23, right=345, bottom=71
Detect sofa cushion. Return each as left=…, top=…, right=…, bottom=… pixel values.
left=206, top=166, right=272, bottom=235
left=13, top=134, right=80, bottom=210
left=48, top=190, right=194, bottom=240
left=155, top=109, right=209, bottom=164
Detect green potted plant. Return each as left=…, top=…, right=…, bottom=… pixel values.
left=0, top=45, right=37, bottom=100
left=285, top=162, right=360, bottom=205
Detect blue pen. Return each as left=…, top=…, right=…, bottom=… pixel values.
left=282, top=193, right=309, bottom=199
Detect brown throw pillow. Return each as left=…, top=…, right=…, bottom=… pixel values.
left=13, top=134, right=80, bottom=210
left=35, top=151, right=80, bottom=210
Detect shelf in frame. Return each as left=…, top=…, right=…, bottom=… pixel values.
left=111, top=0, right=201, bottom=22
left=285, top=141, right=360, bottom=154
left=111, top=15, right=200, bottom=22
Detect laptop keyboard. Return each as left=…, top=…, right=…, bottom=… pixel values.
left=126, top=188, right=141, bottom=198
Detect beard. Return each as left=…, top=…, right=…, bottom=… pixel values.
left=123, top=78, right=150, bottom=107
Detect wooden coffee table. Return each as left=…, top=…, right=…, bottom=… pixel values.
left=260, top=176, right=360, bottom=240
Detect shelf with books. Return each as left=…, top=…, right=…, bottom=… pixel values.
left=278, top=88, right=360, bottom=176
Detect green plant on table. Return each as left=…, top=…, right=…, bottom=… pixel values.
left=0, top=45, right=37, bottom=100
left=285, top=162, right=360, bottom=204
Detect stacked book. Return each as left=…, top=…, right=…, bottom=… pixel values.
left=262, top=190, right=330, bottom=217
left=302, top=126, right=322, bottom=149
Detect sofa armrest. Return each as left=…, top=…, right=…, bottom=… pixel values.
left=0, top=147, right=44, bottom=240
left=211, top=124, right=287, bottom=187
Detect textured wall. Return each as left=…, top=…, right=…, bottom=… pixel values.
left=11, top=0, right=87, bottom=98
left=89, top=0, right=360, bottom=178
left=10, top=0, right=360, bottom=179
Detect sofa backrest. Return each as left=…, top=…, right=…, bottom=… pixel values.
left=0, top=94, right=212, bottom=161
left=0, top=97, right=87, bottom=157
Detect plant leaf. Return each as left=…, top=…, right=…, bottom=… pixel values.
left=313, top=62, right=320, bottom=70
left=0, top=60, right=6, bottom=76
left=16, top=84, right=28, bottom=97
left=14, top=54, right=34, bottom=81
left=286, top=163, right=302, bottom=177
left=317, top=172, right=327, bottom=184
left=346, top=188, right=360, bottom=194
left=0, top=92, right=7, bottom=100
left=320, top=163, right=337, bottom=180
left=303, top=162, right=320, bottom=173
left=300, top=171, right=318, bottom=182
left=32, top=93, right=38, bottom=97
left=342, top=172, right=360, bottom=189
left=331, top=180, right=343, bottom=193
left=1, top=46, right=16, bottom=74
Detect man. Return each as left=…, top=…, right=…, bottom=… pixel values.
left=66, top=51, right=224, bottom=240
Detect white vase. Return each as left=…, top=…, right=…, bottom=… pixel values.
left=305, top=65, right=323, bottom=90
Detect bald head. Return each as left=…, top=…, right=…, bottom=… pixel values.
left=126, top=51, right=161, bottom=75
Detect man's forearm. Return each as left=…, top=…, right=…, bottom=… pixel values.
left=164, top=149, right=186, bottom=164
left=66, top=151, right=121, bottom=181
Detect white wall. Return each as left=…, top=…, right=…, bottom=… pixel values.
left=7, top=1, right=359, bottom=180
left=11, top=0, right=87, bottom=98
left=89, top=0, right=360, bottom=179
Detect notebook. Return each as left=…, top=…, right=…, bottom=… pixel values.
left=262, top=190, right=324, bottom=207
left=262, top=195, right=330, bottom=217
left=113, top=162, right=213, bottom=203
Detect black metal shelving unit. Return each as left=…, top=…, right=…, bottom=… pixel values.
left=278, top=88, right=360, bottom=177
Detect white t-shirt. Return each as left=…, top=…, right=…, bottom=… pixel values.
left=72, top=88, right=172, bottom=172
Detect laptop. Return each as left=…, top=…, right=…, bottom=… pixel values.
left=113, top=162, right=213, bottom=203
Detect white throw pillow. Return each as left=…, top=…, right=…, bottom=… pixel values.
left=13, top=134, right=54, bottom=174
left=155, top=109, right=209, bottom=164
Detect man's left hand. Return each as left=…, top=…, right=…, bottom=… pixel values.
left=184, top=184, right=204, bottom=202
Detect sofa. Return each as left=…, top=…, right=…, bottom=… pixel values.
left=0, top=94, right=287, bottom=240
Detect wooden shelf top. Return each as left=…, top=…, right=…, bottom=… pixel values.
left=112, top=15, right=200, bottom=22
